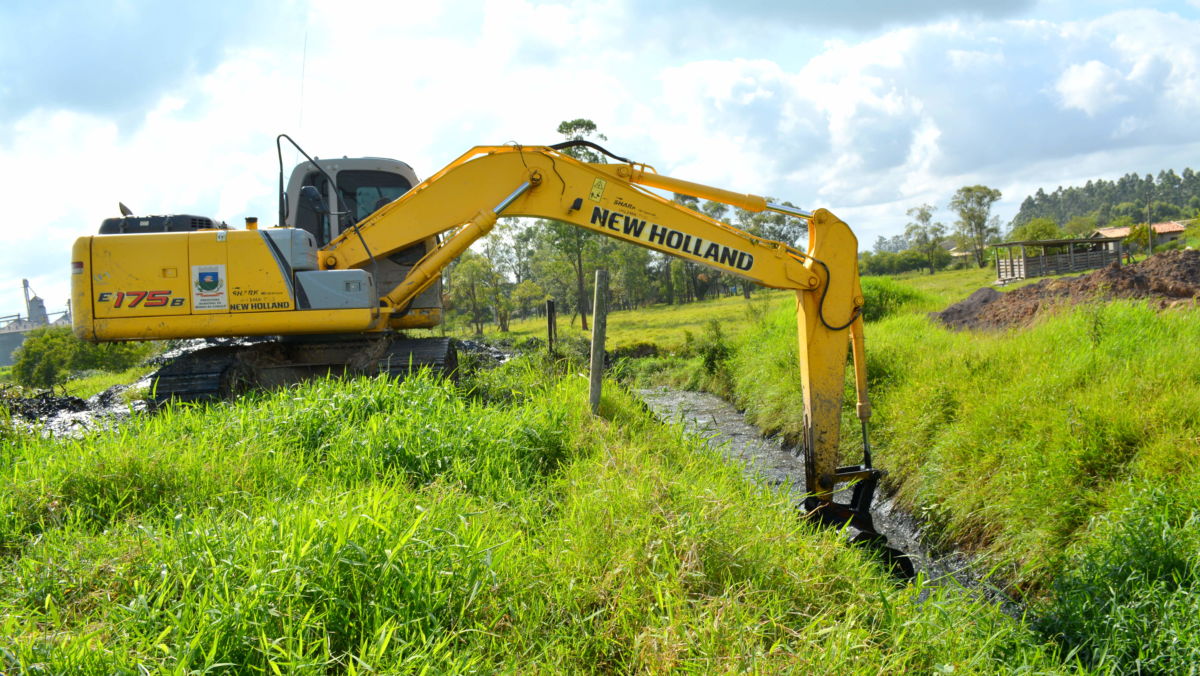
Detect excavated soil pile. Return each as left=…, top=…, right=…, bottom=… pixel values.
left=931, top=249, right=1200, bottom=331
left=1, top=390, right=87, bottom=420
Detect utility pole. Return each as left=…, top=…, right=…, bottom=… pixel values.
left=1146, top=194, right=1153, bottom=257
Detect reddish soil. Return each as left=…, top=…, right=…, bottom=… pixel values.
left=930, top=250, right=1200, bottom=331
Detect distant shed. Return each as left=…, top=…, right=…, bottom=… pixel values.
left=994, top=236, right=1124, bottom=283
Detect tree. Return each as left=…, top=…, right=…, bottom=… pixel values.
left=950, top=185, right=1002, bottom=267
left=511, top=279, right=546, bottom=319
left=528, top=226, right=577, bottom=313
left=903, top=204, right=948, bottom=275
left=547, top=118, right=607, bottom=330
left=1125, top=223, right=1152, bottom=255
left=1010, top=165, right=1200, bottom=228
left=12, top=327, right=77, bottom=388
left=871, top=234, right=908, bottom=254
left=1009, top=217, right=1060, bottom=241
left=609, top=244, right=653, bottom=310
left=447, top=251, right=496, bottom=335
left=12, top=326, right=152, bottom=388
left=1008, top=217, right=1065, bottom=256
left=735, top=202, right=807, bottom=248
left=1064, top=214, right=1098, bottom=237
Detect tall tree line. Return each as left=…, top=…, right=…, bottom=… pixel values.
left=1011, top=168, right=1200, bottom=230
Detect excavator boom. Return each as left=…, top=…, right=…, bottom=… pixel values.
left=319, top=145, right=870, bottom=505
left=71, top=142, right=885, bottom=541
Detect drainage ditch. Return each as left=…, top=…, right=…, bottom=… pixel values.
left=638, top=386, right=1021, bottom=612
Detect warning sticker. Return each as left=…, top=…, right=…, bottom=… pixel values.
left=192, top=264, right=228, bottom=311
left=589, top=178, right=607, bottom=202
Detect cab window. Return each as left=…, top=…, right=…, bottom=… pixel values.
left=337, top=170, right=413, bottom=225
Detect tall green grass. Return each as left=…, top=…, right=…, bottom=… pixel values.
left=0, top=360, right=1068, bottom=672
left=61, top=364, right=156, bottom=399
left=725, top=294, right=1200, bottom=673
left=1036, top=482, right=1200, bottom=673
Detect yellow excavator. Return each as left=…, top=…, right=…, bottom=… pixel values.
left=71, top=137, right=894, bottom=551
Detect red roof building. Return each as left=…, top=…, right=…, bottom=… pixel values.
left=1092, top=221, right=1188, bottom=249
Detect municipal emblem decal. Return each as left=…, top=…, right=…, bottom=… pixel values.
left=191, top=264, right=228, bottom=310
left=197, top=270, right=220, bottom=291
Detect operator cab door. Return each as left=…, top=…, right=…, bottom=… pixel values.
left=293, top=169, right=413, bottom=247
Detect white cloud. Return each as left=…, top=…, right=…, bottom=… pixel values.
left=1056, top=60, right=1127, bottom=115
left=637, top=0, right=1036, bottom=31
left=638, top=9, right=1200, bottom=232
left=4, top=2, right=1200, bottom=316
left=948, top=48, right=1006, bottom=70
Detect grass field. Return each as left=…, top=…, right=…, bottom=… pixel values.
left=0, top=360, right=1072, bottom=672
left=455, top=263, right=1069, bottom=353
left=4, top=261, right=1197, bottom=671
left=620, top=265, right=1200, bottom=673
left=457, top=290, right=794, bottom=352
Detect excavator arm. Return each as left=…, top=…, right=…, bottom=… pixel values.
left=70, top=142, right=884, bottom=535
left=324, top=145, right=876, bottom=517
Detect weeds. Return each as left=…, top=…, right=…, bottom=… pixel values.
left=0, top=358, right=1067, bottom=672
left=860, top=277, right=930, bottom=322
left=1036, top=484, right=1200, bottom=674
left=720, top=287, right=1200, bottom=674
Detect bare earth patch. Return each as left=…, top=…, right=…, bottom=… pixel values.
left=930, top=250, right=1200, bottom=330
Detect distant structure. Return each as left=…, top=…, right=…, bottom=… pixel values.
left=994, top=237, right=1124, bottom=283
left=1092, top=221, right=1188, bottom=250
left=0, top=280, right=71, bottom=366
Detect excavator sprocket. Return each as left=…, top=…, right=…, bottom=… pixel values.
left=150, top=336, right=457, bottom=404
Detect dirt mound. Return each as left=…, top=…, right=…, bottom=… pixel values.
left=1, top=389, right=87, bottom=420
left=930, top=250, right=1200, bottom=331
left=929, top=287, right=1003, bottom=330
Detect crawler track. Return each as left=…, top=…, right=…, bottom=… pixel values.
left=151, top=336, right=457, bottom=404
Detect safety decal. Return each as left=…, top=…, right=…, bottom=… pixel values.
left=192, top=264, right=228, bottom=310
left=589, top=178, right=607, bottom=202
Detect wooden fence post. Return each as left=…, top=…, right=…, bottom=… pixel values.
left=589, top=270, right=609, bottom=415
left=546, top=299, right=556, bottom=354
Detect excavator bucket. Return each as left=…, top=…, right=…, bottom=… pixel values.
left=802, top=470, right=915, bottom=580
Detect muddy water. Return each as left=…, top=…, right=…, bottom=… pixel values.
left=638, top=386, right=1020, bottom=611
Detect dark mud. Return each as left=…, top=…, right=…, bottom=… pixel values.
left=3, top=380, right=151, bottom=437
left=638, top=386, right=1020, bottom=610
left=0, top=339, right=222, bottom=437
left=455, top=339, right=511, bottom=364
left=931, top=249, right=1200, bottom=331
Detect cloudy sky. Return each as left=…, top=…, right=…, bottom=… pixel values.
left=2, top=0, right=1198, bottom=316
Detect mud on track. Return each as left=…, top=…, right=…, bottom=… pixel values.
left=931, top=249, right=1200, bottom=331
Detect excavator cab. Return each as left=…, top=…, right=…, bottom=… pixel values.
left=285, top=158, right=417, bottom=246
left=284, top=158, right=443, bottom=325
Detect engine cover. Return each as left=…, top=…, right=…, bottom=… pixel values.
left=99, top=214, right=218, bottom=234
